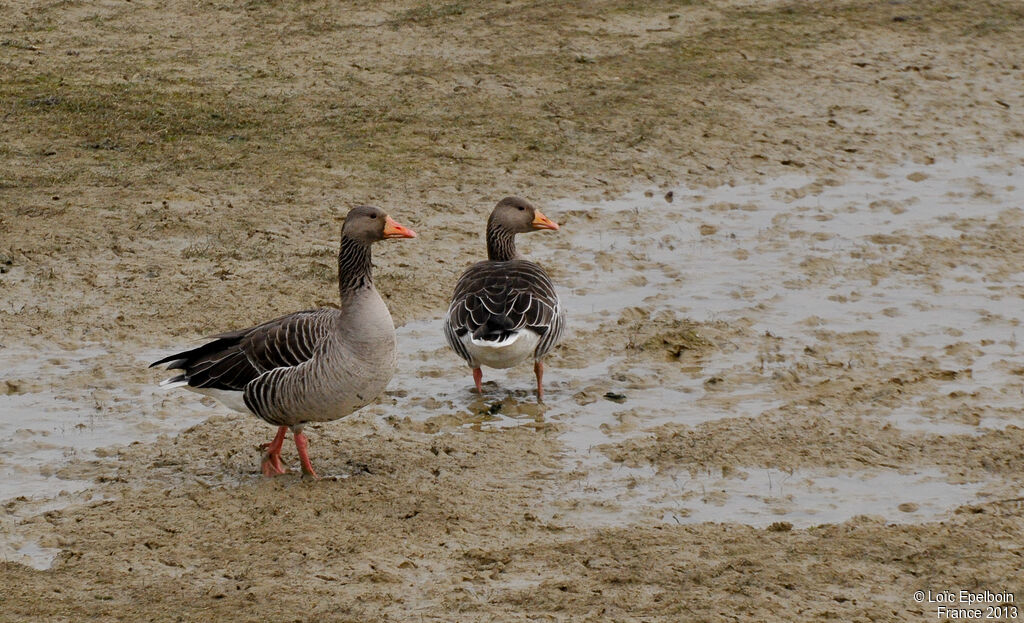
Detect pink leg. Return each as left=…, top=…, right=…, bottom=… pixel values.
left=294, top=431, right=320, bottom=480
left=472, top=367, right=483, bottom=394
left=260, top=426, right=288, bottom=477
left=534, top=360, right=545, bottom=402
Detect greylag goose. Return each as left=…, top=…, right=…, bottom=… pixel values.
left=150, top=206, right=416, bottom=478
left=443, top=196, right=565, bottom=400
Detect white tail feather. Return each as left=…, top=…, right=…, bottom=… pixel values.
left=470, top=331, right=523, bottom=348
left=463, top=329, right=540, bottom=369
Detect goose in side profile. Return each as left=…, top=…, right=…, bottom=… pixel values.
left=150, top=206, right=416, bottom=478
left=443, top=196, right=565, bottom=401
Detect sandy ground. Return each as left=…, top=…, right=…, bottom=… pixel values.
left=3, top=0, right=1024, bottom=620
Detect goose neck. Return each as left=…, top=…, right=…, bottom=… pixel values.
left=486, top=223, right=519, bottom=261
left=338, top=236, right=373, bottom=299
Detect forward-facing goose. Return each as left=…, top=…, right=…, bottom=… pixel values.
left=150, top=206, right=416, bottom=478
left=443, top=196, right=565, bottom=400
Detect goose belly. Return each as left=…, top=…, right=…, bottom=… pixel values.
left=300, top=363, right=395, bottom=423
left=463, top=329, right=540, bottom=369
left=260, top=349, right=397, bottom=425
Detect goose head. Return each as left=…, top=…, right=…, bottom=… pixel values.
left=343, top=205, right=418, bottom=242
left=490, top=196, right=559, bottom=234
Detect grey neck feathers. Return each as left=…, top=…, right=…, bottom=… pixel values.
left=338, top=236, right=373, bottom=299
left=486, top=220, right=520, bottom=261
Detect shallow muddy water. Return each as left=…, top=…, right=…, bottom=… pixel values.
left=3, top=149, right=1024, bottom=565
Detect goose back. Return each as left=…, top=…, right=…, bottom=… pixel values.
left=444, top=258, right=564, bottom=367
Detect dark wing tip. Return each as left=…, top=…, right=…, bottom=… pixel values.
left=149, top=354, right=179, bottom=368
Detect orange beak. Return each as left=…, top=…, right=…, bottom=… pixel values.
left=382, top=215, right=417, bottom=239
left=531, top=209, right=559, bottom=231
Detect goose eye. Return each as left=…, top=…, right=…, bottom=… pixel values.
left=370, top=213, right=378, bottom=219
left=518, top=206, right=525, bottom=211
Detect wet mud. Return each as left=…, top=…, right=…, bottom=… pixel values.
left=3, top=1, right=1024, bottom=620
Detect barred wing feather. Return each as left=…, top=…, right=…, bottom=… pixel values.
left=150, top=308, right=338, bottom=392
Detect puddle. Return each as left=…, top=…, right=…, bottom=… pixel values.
left=657, top=468, right=984, bottom=528
left=6, top=541, right=63, bottom=571
left=552, top=464, right=987, bottom=529
left=531, top=148, right=1024, bottom=527
left=0, top=344, right=209, bottom=501
left=0, top=343, right=210, bottom=567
